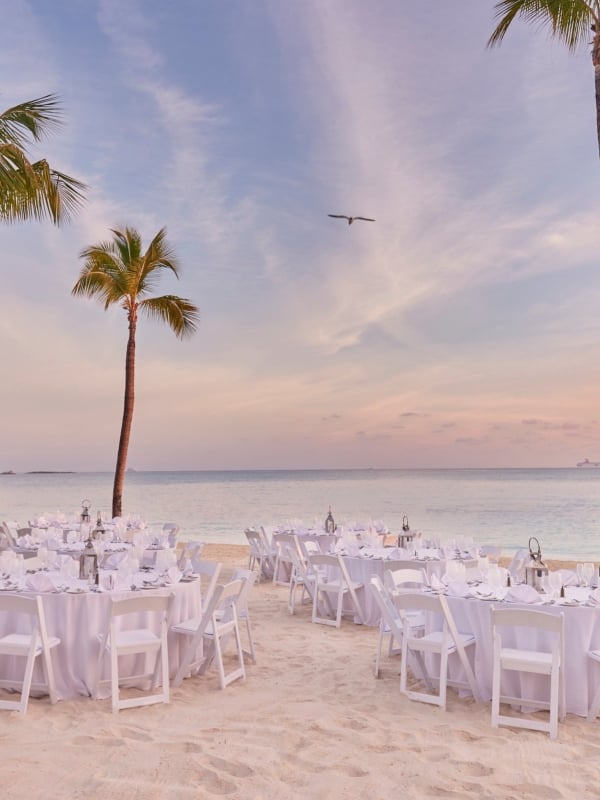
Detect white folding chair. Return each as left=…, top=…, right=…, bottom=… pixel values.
left=308, top=553, right=364, bottom=628
left=369, top=576, right=410, bottom=679
left=177, top=540, right=205, bottom=570
left=479, top=545, right=502, bottom=562
left=230, top=568, right=257, bottom=664
left=491, top=606, right=565, bottom=739
left=162, top=522, right=180, bottom=549
left=193, top=559, right=223, bottom=610
left=0, top=522, right=18, bottom=549
left=507, top=548, right=529, bottom=582
left=374, top=567, right=427, bottom=677
left=271, top=532, right=296, bottom=586
left=587, top=651, right=600, bottom=722
left=244, top=528, right=274, bottom=581
left=171, top=579, right=246, bottom=690
left=395, top=592, right=479, bottom=710
left=0, top=595, right=60, bottom=714
left=95, top=593, right=172, bottom=713
left=287, top=542, right=317, bottom=615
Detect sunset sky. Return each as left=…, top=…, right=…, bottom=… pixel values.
left=2, top=0, right=600, bottom=471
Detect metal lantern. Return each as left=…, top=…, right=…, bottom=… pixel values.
left=397, top=515, right=414, bottom=549
left=525, top=536, right=549, bottom=591
left=80, top=499, right=91, bottom=524
left=92, top=511, right=105, bottom=541
left=325, top=507, right=336, bottom=533
left=79, top=536, right=98, bottom=583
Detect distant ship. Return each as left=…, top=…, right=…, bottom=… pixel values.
left=576, top=459, right=600, bottom=468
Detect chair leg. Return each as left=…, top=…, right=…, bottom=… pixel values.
left=549, top=666, right=559, bottom=740
left=491, top=651, right=501, bottom=729
left=242, top=616, right=256, bottom=664
left=110, top=644, right=120, bottom=713
left=19, top=645, right=38, bottom=714
left=588, top=683, right=600, bottom=722
left=375, top=621, right=385, bottom=677
left=41, top=647, right=58, bottom=704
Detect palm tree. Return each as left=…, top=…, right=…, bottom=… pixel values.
left=0, top=93, right=86, bottom=224
left=72, top=226, right=199, bottom=517
left=488, top=1, right=600, bottom=157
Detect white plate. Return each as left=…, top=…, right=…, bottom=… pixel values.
left=66, top=588, right=86, bottom=594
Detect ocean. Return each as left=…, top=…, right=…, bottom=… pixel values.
left=0, top=468, right=599, bottom=559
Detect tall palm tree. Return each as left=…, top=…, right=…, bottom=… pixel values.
left=488, top=1, right=600, bottom=157
left=0, top=93, right=86, bottom=224
left=72, top=226, right=199, bottom=517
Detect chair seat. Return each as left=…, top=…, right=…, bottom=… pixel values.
left=112, top=628, right=162, bottom=653
left=0, top=633, right=60, bottom=655
left=318, top=579, right=363, bottom=592
left=172, top=617, right=202, bottom=635
left=500, top=647, right=554, bottom=674
left=408, top=630, right=475, bottom=654
left=589, top=650, right=600, bottom=663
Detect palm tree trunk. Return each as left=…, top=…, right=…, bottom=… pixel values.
left=112, top=310, right=137, bottom=517
left=593, top=27, right=600, bottom=158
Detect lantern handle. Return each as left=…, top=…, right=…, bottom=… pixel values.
left=528, top=536, right=542, bottom=561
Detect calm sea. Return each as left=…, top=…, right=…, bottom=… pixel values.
left=0, top=468, right=599, bottom=559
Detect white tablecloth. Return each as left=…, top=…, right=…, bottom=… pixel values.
left=442, top=595, right=600, bottom=717
left=340, top=556, right=454, bottom=625
left=0, top=579, right=201, bottom=701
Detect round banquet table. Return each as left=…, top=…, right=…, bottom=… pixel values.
left=440, top=594, right=600, bottom=718
left=339, top=555, right=466, bottom=626
left=0, top=578, right=201, bottom=701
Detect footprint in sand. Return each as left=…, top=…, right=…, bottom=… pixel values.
left=70, top=735, right=124, bottom=747
left=117, top=726, right=154, bottom=742
left=449, top=759, right=494, bottom=778
left=208, top=756, right=254, bottom=778
left=193, top=768, right=237, bottom=795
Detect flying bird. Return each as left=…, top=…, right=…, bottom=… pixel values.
left=328, top=214, right=375, bottom=225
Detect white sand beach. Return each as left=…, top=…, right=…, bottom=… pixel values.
left=0, top=543, right=599, bottom=799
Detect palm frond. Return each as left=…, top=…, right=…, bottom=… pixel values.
left=488, top=0, right=595, bottom=51
left=139, top=295, right=199, bottom=339
left=0, top=94, right=63, bottom=149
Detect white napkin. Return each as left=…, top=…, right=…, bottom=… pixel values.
left=588, top=588, right=600, bottom=606
left=25, top=572, right=58, bottom=593
left=167, top=566, right=182, bottom=585
left=558, top=569, right=578, bottom=587
left=470, top=583, right=507, bottom=600
left=505, top=584, right=542, bottom=604
left=447, top=580, right=470, bottom=598
left=103, top=551, right=129, bottom=569
left=430, top=573, right=444, bottom=591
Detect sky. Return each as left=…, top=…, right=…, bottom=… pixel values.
left=1, top=0, right=600, bottom=471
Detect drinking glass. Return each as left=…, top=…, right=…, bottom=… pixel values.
left=548, top=571, right=562, bottom=601
left=583, top=562, right=595, bottom=588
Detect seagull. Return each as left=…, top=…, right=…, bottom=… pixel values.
left=328, top=214, right=375, bottom=225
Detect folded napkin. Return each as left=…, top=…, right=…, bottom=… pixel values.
left=447, top=580, right=470, bottom=598
left=167, top=566, right=182, bottom=585
left=470, top=583, right=507, bottom=601
left=25, top=572, right=58, bottom=593
left=505, top=584, right=542, bottom=604
left=430, top=573, right=445, bottom=591
left=416, top=548, right=439, bottom=560
left=103, top=551, right=129, bottom=569
left=588, top=588, right=600, bottom=606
